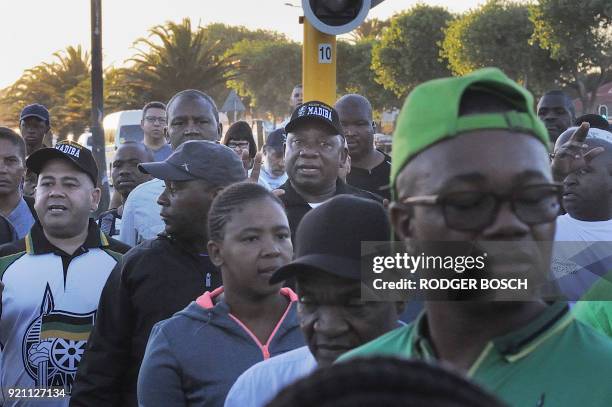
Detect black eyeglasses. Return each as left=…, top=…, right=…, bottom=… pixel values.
left=399, top=183, right=563, bottom=231
left=145, top=116, right=167, bottom=125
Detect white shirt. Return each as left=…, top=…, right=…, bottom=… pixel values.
left=224, top=346, right=317, bottom=407
left=259, top=167, right=288, bottom=190
left=552, top=214, right=612, bottom=300
left=118, top=179, right=165, bottom=246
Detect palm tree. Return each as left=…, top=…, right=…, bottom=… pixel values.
left=124, top=18, right=238, bottom=105
left=345, top=18, right=389, bottom=43
left=1, top=45, right=90, bottom=138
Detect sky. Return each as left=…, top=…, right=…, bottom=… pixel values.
left=0, top=0, right=486, bottom=88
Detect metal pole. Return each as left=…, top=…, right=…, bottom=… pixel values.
left=91, top=0, right=109, bottom=215
left=303, top=19, right=336, bottom=105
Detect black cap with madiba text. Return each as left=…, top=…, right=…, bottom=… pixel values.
left=26, top=140, right=99, bottom=186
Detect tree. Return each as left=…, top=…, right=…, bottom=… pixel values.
left=227, top=39, right=301, bottom=123
left=337, top=39, right=400, bottom=113
left=372, top=5, right=454, bottom=99
left=1, top=45, right=90, bottom=138
left=345, top=18, right=389, bottom=43
left=441, top=0, right=561, bottom=96
left=124, top=18, right=238, bottom=106
left=530, top=0, right=612, bottom=113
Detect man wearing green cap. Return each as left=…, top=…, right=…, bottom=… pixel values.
left=340, top=68, right=612, bottom=406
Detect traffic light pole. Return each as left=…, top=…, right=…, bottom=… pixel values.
left=303, top=19, right=336, bottom=105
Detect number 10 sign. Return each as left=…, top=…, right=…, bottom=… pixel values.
left=318, top=43, right=332, bottom=64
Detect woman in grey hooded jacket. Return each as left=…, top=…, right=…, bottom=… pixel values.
left=138, top=183, right=305, bottom=407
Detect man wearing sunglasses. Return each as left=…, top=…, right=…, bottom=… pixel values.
left=340, top=68, right=612, bottom=407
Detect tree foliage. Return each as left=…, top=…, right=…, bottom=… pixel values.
left=372, top=5, right=454, bottom=99
left=227, top=39, right=301, bottom=123
left=441, top=0, right=561, bottom=95
left=1, top=45, right=90, bottom=138
left=529, top=0, right=612, bottom=112
left=337, top=39, right=400, bottom=113
left=124, top=18, right=238, bottom=106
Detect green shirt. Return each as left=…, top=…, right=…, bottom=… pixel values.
left=574, top=271, right=612, bottom=338
left=340, top=302, right=612, bottom=407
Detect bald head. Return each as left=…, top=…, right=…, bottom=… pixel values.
left=335, top=94, right=373, bottom=121
left=335, top=94, right=375, bottom=161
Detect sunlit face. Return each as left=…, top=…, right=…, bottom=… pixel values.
left=297, top=270, right=399, bottom=367
left=336, top=99, right=375, bottom=160
left=157, top=179, right=214, bottom=239
left=0, top=139, right=25, bottom=197
left=209, top=198, right=293, bottom=297
left=111, top=144, right=152, bottom=199
left=35, top=159, right=100, bottom=239
left=20, top=117, right=48, bottom=154
left=263, top=146, right=285, bottom=176
left=285, top=123, right=346, bottom=193
left=167, top=96, right=221, bottom=149
left=141, top=107, right=167, bottom=142
left=390, top=131, right=556, bottom=299
left=537, top=95, right=573, bottom=143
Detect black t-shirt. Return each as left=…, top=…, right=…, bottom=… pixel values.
left=346, top=151, right=391, bottom=200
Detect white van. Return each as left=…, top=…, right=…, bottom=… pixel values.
left=103, top=110, right=144, bottom=149
left=102, top=110, right=144, bottom=176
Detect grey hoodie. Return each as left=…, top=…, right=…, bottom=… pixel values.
left=137, top=287, right=304, bottom=407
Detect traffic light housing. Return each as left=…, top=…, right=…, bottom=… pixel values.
left=302, top=0, right=371, bottom=35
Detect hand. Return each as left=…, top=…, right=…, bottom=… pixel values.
left=551, top=122, right=604, bottom=181
left=28, top=341, right=52, bottom=365
left=249, top=152, right=263, bottom=184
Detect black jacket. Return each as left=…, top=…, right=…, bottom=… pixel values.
left=0, top=214, right=16, bottom=246
left=70, top=234, right=222, bottom=407
left=279, top=178, right=384, bottom=241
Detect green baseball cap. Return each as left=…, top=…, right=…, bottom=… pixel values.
left=390, top=68, right=549, bottom=198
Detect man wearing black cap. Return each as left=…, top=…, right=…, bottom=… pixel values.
left=0, top=141, right=129, bottom=406
left=260, top=128, right=288, bottom=189
left=225, top=195, right=403, bottom=407
left=19, top=103, right=51, bottom=156
left=280, top=100, right=383, bottom=240
left=71, top=140, right=247, bottom=407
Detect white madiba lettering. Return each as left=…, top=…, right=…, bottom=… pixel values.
left=56, top=144, right=80, bottom=158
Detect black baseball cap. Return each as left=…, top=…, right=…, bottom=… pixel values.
left=265, top=128, right=286, bottom=149
left=26, top=140, right=99, bottom=186
left=20, top=104, right=50, bottom=125
left=284, top=100, right=343, bottom=137
left=270, top=195, right=389, bottom=284
left=139, top=140, right=247, bottom=186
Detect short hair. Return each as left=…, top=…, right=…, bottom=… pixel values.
left=335, top=94, right=373, bottom=121
left=166, top=89, right=220, bottom=125
left=540, top=90, right=576, bottom=118
left=266, top=356, right=507, bottom=407
left=142, top=101, right=166, bottom=121
left=116, top=140, right=154, bottom=162
left=223, top=121, right=257, bottom=159
left=208, top=182, right=284, bottom=242
left=294, top=84, right=302, bottom=89
left=0, top=126, right=26, bottom=161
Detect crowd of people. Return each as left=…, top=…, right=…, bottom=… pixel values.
left=1, top=66, right=612, bottom=407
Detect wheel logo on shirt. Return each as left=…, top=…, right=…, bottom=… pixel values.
left=22, top=284, right=95, bottom=394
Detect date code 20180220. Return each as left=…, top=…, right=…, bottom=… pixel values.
left=6, top=387, right=68, bottom=399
